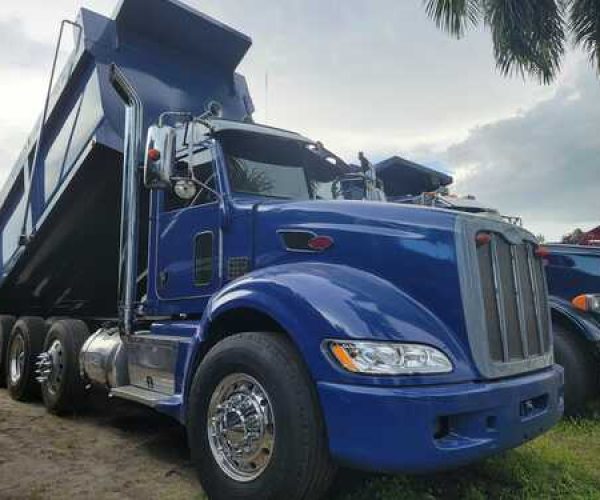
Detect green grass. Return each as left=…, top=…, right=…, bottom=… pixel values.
left=331, top=415, right=600, bottom=500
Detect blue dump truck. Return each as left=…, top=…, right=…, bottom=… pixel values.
left=544, top=244, right=600, bottom=415
left=0, top=1, right=563, bottom=498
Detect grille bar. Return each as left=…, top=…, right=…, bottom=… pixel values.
left=489, top=237, right=510, bottom=362
left=458, top=217, right=553, bottom=379
left=510, top=245, right=529, bottom=358
left=527, top=244, right=546, bottom=354
left=476, top=232, right=551, bottom=366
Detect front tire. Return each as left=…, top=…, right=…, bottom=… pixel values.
left=6, top=317, right=47, bottom=401
left=187, top=332, right=335, bottom=500
left=553, top=320, right=598, bottom=416
left=40, top=319, right=90, bottom=414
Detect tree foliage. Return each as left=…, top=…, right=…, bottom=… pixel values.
left=424, top=0, right=600, bottom=83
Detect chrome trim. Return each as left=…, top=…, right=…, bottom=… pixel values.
left=276, top=228, right=321, bottom=253
left=489, top=237, right=509, bottom=362
left=455, top=215, right=553, bottom=379
left=9, top=334, right=25, bottom=385
left=110, top=64, right=144, bottom=336
left=110, top=385, right=172, bottom=408
left=527, top=244, right=546, bottom=353
left=510, top=245, right=529, bottom=358
left=207, top=373, right=275, bottom=482
left=80, top=328, right=128, bottom=388
left=126, top=335, right=179, bottom=395
left=218, top=228, right=224, bottom=281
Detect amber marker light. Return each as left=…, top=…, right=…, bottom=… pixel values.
left=535, top=246, right=550, bottom=258
left=330, top=343, right=358, bottom=372
left=571, top=294, right=600, bottom=313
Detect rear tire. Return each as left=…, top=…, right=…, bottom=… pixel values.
left=0, top=315, right=16, bottom=388
left=6, top=317, right=47, bottom=401
left=187, top=332, right=335, bottom=500
left=41, top=319, right=90, bottom=414
left=553, top=320, right=598, bottom=417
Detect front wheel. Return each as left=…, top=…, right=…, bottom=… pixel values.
left=187, top=332, right=335, bottom=500
left=553, top=320, right=598, bottom=416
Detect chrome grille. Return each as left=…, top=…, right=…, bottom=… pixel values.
left=476, top=233, right=550, bottom=364
left=456, top=216, right=553, bottom=379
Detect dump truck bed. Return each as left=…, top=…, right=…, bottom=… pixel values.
left=0, top=0, right=254, bottom=317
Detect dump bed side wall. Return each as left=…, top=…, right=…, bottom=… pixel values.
left=0, top=0, right=254, bottom=317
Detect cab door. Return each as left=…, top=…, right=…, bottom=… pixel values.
left=155, top=145, right=221, bottom=306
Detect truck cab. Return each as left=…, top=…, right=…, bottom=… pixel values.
left=0, top=2, right=563, bottom=499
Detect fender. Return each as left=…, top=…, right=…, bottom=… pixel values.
left=550, top=296, right=600, bottom=343
left=182, top=262, right=476, bottom=407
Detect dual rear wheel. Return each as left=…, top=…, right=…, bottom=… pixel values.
left=1, top=316, right=89, bottom=413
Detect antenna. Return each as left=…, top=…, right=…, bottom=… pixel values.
left=264, top=71, right=269, bottom=122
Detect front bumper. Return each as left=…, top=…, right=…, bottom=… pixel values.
left=317, top=364, right=563, bottom=473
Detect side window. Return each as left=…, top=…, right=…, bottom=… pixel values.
left=164, top=148, right=218, bottom=212
left=194, top=232, right=213, bottom=286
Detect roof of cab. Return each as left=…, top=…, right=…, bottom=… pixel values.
left=206, top=118, right=314, bottom=143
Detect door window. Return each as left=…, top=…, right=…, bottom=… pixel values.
left=194, top=232, right=213, bottom=286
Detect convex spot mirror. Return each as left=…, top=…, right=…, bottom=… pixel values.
left=144, top=125, right=176, bottom=189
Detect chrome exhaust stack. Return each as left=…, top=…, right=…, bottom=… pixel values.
left=110, top=64, right=143, bottom=336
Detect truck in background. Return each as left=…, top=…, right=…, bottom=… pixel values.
left=544, top=244, right=600, bottom=415
left=0, top=1, right=563, bottom=499
left=375, top=156, right=598, bottom=415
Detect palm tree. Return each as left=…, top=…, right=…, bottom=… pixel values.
left=423, top=0, right=600, bottom=83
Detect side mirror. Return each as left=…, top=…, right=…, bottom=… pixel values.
left=144, top=125, right=176, bottom=189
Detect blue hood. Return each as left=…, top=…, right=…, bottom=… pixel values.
left=251, top=200, right=468, bottom=352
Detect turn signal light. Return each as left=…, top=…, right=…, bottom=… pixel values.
left=571, top=294, right=600, bottom=314
left=535, top=246, right=550, bottom=258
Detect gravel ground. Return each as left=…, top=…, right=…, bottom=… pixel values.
left=0, top=389, right=204, bottom=500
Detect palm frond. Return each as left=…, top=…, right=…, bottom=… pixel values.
left=570, top=0, right=600, bottom=72
left=482, top=0, right=566, bottom=84
left=424, top=0, right=481, bottom=37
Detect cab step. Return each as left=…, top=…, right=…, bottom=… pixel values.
left=110, top=385, right=174, bottom=408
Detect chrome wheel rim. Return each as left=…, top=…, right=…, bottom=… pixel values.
left=45, top=340, right=64, bottom=395
left=207, top=373, right=275, bottom=482
left=9, top=334, right=25, bottom=385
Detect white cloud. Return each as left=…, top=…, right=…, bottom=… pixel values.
left=426, top=62, right=600, bottom=241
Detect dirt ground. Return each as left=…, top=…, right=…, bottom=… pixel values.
left=0, top=389, right=203, bottom=500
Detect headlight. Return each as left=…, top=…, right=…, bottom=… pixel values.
left=572, top=294, right=600, bottom=314
left=327, top=340, right=453, bottom=375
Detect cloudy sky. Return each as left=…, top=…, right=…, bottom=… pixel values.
left=0, top=0, right=598, bottom=240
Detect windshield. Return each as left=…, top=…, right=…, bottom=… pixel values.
left=219, top=130, right=346, bottom=200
